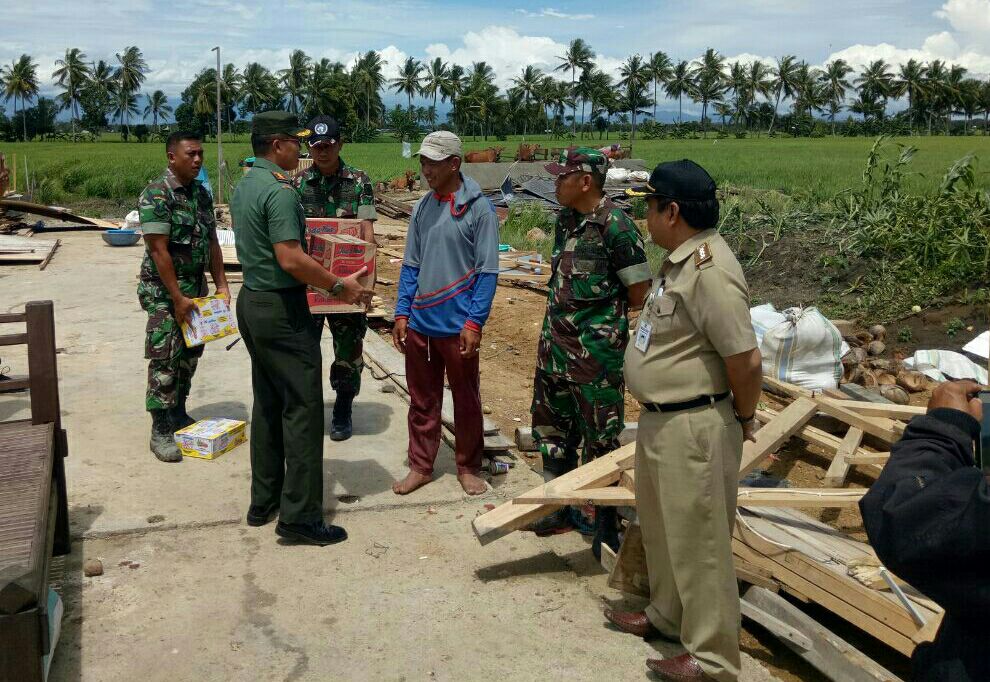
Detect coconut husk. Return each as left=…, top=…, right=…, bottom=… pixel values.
left=868, top=340, right=886, bottom=356
left=859, top=369, right=879, bottom=387
left=869, top=324, right=887, bottom=341
left=869, top=358, right=893, bottom=371
left=877, top=372, right=897, bottom=386
left=843, top=364, right=864, bottom=385
left=855, top=331, right=875, bottom=346
left=879, top=385, right=910, bottom=405
left=843, top=347, right=867, bottom=366
left=896, top=370, right=927, bottom=393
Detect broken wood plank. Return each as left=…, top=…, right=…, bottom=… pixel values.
left=824, top=427, right=864, bottom=487
left=37, top=238, right=59, bottom=270
left=739, top=397, right=818, bottom=476
left=472, top=443, right=635, bottom=545
left=737, top=488, right=865, bottom=508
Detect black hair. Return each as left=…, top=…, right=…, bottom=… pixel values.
left=166, top=131, right=201, bottom=153
left=654, top=196, right=719, bottom=230
left=588, top=171, right=606, bottom=192
left=251, top=134, right=277, bottom=156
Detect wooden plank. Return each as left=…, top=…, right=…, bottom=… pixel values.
left=739, top=397, right=818, bottom=476
left=515, top=423, right=639, bottom=451
left=740, top=585, right=905, bottom=682
left=815, top=397, right=903, bottom=444
left=607, top=522, right=649, bottom=597
left=821, top=398, right=925, bottom=421
left=0, top=378, right=31, bottom=392
left=0, top=313, right=27, bottom=324
left=37, top=238, right=59, bottom=270
left=513, top=486, right=637, bottom=506
left=0, top=333, right=28, bottom=347
left=737, top=488, right=865, bottom=508
left=756, top=407, right=882, bottom=468
left=824, top=427, right=864, bottom=487
left=472, top=443, right=635, bottom=545
left=846, top=452, right=891, bottom=466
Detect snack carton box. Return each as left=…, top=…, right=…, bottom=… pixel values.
left=179, top=295, right=238, bottom=348
left=305, top=218, right=374, bottom=243
left=307, top=233, right=376, bottom=314
left=174, top=418, right=246, bottom=460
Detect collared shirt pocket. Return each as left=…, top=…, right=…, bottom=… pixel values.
left=650, top=295, right=678, bottom=337
left=570, top=256, right=610, bottom=301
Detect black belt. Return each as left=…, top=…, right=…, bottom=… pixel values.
left=642, top=391, right=730, bottom=413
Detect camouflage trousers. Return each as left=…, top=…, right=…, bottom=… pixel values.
left=530, top=369, right=624, bottom=479
left=315, top=312, right=366, bottom=395
left=139, top=278, right=205, bottom=412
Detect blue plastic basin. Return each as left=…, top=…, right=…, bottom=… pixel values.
left=102, top=229, right=142, bottom=247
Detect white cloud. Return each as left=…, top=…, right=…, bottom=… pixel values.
left=514, top=8, right=594, bottom=20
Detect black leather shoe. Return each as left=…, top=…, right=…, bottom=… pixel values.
left=246, top=503, right=279, bottom=527
left=330, top=391, right=355, bottom=441
left=276, top=520, right=348, bottom=546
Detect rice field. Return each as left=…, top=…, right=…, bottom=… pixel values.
left=2, top=134, right=988, bottom=211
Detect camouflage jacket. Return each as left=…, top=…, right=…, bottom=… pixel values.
left=536, top=197, right=652, bottom=385
left=293, top=159, right=377, bottom=220
left=137, top=169, right=216, bottom=299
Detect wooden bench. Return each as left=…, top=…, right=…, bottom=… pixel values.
left=0, top=301, right=70, bottom=682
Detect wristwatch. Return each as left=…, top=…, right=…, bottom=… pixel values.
left=330, top=279, right=345, bottom=297
left=735, top=412, right=756, bottom=424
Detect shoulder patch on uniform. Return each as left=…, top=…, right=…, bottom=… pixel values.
left=694, top=241, right=714, bottom=269
left=273, top=171, right=288, bottom=181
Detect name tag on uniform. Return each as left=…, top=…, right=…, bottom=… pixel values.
left=634, top=320, right=652, bottom=352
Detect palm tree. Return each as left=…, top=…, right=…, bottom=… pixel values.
left=114, top=46, right=148, bottom=137
left=855, top=60, right=895, bottom=120
left=352, top=51, right=386, bottom=127
left=420, top=57, right=449, bottom=128
left=440, top=63, right=466, bottom=131
left=647, top=51, right=673, bottom=122
left=555, top=38, right=595, bottom=134
left=510, top=65, right=543, bottom=137
left=240, top=62, right=278, bottom=115
left=739, top=60, right=772, bottom=132
left=390, top=56, right=422, bottom=112
left=280, top=50, right=311, bottom=114
left=1, top=55, right=40, bottom=141
left=304, top=58, right=341, bottom=116
left=768, top=55, right=799, bottom=133
left=219, top=63, right=242, bottom=134
left=586, top=70, right=613, bottom=138
left=791, top=61, right=823, bottom=117
left=112, top=89, right=140, bottom=138
left=83, top=59, right=117, bottom=134
left=894, top=59, right=926, bottom=133
left=619, top=54, right=653, bottom=146
left=691, top=48, right=726, bottom=136
left=979, top=80, right=990, bottom=135
left=53, top=48, right=91, bottom=138
left=821, top=59, right=853, bottom=132
left=727, top=62, right=749, bottom=130
left=942, top=64, right=968, bottom=134
left=143, top=90, right=172, bottom=130
left=664, top=60, right=693, bottom=124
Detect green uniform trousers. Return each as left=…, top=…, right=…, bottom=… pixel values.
left=236, top=286, right=325, bottom=524
left=314, top=312, right=366, bottom=395
left=635, top=399, right=743, bottom=682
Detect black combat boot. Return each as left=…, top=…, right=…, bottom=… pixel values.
left=330, top=390, right=355, bottom=441
left=170, top=395, right=196, bottom=431
left=150, top=409, right=182, bottom=463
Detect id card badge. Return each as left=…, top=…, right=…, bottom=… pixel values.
left=634, top=320, right=652, bottom=352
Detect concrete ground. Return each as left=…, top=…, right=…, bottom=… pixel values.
left=1, top=231, right=778, bottom=682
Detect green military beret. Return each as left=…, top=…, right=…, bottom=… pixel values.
left=251, top=111, right=312, bottom=139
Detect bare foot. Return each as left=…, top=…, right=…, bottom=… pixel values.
left=458, top=472, right=489, bottom=496
left=392, top=470, right=432, bottom=495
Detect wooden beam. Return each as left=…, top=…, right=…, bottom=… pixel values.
left=739, top=397, right=818, bottom=476
left=824, top=427, right=864, bottom=487
left=737, top=488, right=865, bottom=508
left=820, top=398, right=925, bottom=421
left=513, top=486, right=636, bottom=506
left=846, top=452, right=891, bottom=466
left=814, top=397, right=903, bottom=444
left=0, top=333, right=28, bottom=346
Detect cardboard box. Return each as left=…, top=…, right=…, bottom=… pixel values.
left=307, top=233, right=376, bottom=314
left=174, top=418, right=247, bottom=460
left=179, top=295, right=238, bottom=348
left=305, top=217, right=375, bottom=243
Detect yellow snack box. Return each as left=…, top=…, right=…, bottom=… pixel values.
left=174, top=418, right=246, bottom=460
left=180, top=295, right=238, bottom=348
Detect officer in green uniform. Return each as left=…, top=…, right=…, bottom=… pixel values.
left=526, top=147, right=652, bottom=544
left=604, top=161, right=763, bottom=682
left=294, top=115, right=377, bottom=441
left=138, top=131, right=229, bottom=463
left=231, top=112, right=373, bottom=546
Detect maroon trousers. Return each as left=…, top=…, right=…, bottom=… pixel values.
left=405, top=327, right=484, bottom=476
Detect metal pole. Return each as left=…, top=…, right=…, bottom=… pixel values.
left=212, top=46, right=224, bottom=205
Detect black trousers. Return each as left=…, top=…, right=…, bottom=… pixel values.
left=236, top=286, right=324, bottom=524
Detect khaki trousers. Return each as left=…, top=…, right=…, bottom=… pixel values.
left=635, top=400, right=743, bottom=682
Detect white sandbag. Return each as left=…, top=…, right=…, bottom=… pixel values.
left=124, top=210, right=141, bottom=230
left=628, top=170, right=650, bottom=182
left=753, top=304, right=848, bottom=391
left=606, top=167, right=630, bottom=182
left=903, top=350, right=988, bottom=384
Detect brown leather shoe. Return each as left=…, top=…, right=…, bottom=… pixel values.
left=646, top=654, right=713, bottom=681
left=603, top=607, right=677, bottom=641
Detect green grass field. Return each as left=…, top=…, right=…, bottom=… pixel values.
left=2, top=135, right=988, bottom=211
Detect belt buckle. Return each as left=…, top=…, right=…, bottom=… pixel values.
left=707, top=394, right=716, bottom=406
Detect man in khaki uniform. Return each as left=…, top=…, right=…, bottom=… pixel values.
left=604, top=160, right=763, bottom=681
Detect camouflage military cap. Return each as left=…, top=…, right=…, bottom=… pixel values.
left=545, top=147, right=608, bottom=178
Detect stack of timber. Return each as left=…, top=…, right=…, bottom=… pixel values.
left=473, top=376, right=940, bottom=681
left=375, top=196, right=414, bottom=220
left=0, top=235, right=60, bottom=270
left=362, top=329, right=513, bottom=455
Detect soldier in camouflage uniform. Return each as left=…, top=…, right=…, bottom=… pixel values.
left=138, top=131, right=228, bottom=462
left=294, top=116, right=377, bottom=441
left=528, top=147, right=652, bottom=541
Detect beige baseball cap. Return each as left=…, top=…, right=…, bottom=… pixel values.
left=414, top=131, right=462, bottom=160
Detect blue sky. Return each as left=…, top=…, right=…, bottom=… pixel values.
left=2, top=0, right=989, bottom=119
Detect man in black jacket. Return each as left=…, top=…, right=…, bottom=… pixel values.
left=860, top=379, right=990, bottom=681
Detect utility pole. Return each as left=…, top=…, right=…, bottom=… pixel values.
left=211, top=46, right=223, bottom=204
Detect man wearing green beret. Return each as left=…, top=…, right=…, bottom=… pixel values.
left=526, top=147, right=652, bottom=550
left=231, top=111, right=373, bottom=547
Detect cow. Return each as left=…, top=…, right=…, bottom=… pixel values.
left=464, top=146, right=504, bottom=163
left=388, top=169, right=417, bottom=191
left=514, top=143, right=544, bottom=162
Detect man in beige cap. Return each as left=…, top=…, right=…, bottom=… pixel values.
left=391, top=131, right=500, bottom=496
